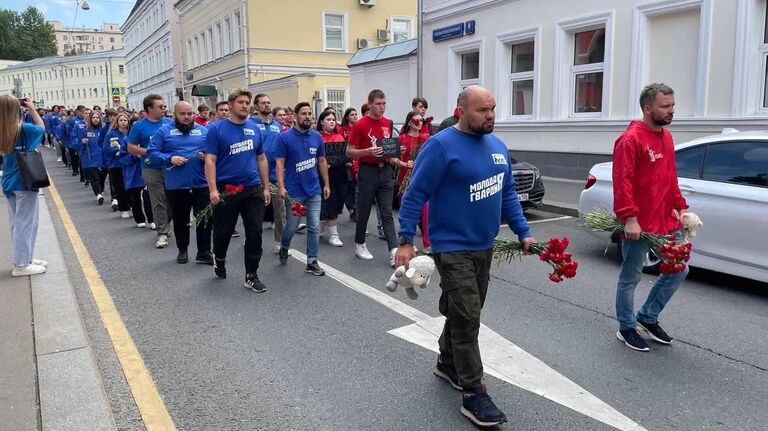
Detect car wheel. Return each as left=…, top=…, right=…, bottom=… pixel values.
left=615, top=237, right=661, bottom=274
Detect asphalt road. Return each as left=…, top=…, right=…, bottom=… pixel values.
left=44, top=153, right=768, bottom=431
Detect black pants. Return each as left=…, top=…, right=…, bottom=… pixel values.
left=345, top=177, right=356, bottom=213
left=84, top=167, right=108, bottom=196
left=108, top=168, right=130, bottom=211
left=167, top=188, right=212, bottom=253
left=321, top=166, right=349, bottom=221
left=61, top=144, right=69, bottom=166
left=212, top=184, right=265, bottom=275
left=355, top=164, right=396, bottom=249
left=127, top=187, right=154, bottom=224
left=433, top=249, right=493, bottom=390
left=68, top=149, right=80, bottom=175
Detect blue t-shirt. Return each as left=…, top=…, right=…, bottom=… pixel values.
left=103, top=129, right=126, bottom=170
left=127, top=117, right=173, bottom=169
left=202, top=119, right=264, bottom=187
left=78, top=125, right=106, bottom=168
left=2, top=124, right=44, bottom=196
left=274, top=127, right=325, bottom=198
left=247, top=117, right=283, bottom=181
left=147, top=123, right=209, bottom=190
left=398, top=127, right=531, bottom=254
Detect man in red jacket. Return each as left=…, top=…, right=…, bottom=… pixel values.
left=613, top=83, right=689, bottom=352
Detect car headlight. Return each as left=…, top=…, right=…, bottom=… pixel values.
left=533, top=168, right=540, bottom=180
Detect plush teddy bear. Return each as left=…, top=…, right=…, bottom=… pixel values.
left=385, top=255, right=436, bottom=299
left=680, top=212, right=702, bottom=243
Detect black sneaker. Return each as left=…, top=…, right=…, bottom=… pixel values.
left=617, top=328, right=650, bottom=352
left=461, top=384, right=507, bottom=427
left=433, top=360, right=462, bottom=391
left=231, top=229, right=240, bottom=238
left=213, top=257, right=226, bottom=279
left=195, top=251, right=214, bottom=265
left=278, top=247, right=289, bottom=265
left=176, top=249, right=188, bottom=264
left=304, top=260, right=325, bottom=276
left=244, top=274, right=267, bottom=293
left=637, top=320, right=673, bottom=344
left=296, top=223, right=307, bottom=234
left=377, top=226, right=386, bottom=240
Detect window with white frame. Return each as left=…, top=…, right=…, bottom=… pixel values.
left=323, top=12, right=345, bottom=51
left=509, top=40, right=535, bottom=116
left=460, top=51, right=480, bottom=88
left=199, top=33, right=206, bottom=64
left=215, top=23, right=222, bottom=59
left=392, top=17, right=412, bottom=43
left=762, top=4, right=768, bottom=108
left=233, top=11, right=242, bottom=51
left=193, top=37, right=200, bottom=67
left=325, top=88, right=346, bottom=113
left=571, top=28, right=605, bottom=114
left=223, top=17, right=232, bottom=54
left=187, top=40, right=194, bottom=69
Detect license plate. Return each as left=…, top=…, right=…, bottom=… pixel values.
left=517, top=193, right=529, bottom=202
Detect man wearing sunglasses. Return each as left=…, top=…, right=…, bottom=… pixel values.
left=127, top=94, right=173, bottom=249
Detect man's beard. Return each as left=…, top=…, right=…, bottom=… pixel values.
left=468, top=120, right=494, bottom=135
left=652, top=113, right=673, bottom=127
left=176, top=120, right=194, bottom=134
left=297, top=119, right=312, bottom=131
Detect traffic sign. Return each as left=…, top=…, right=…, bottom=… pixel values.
left=111, top=87, right=121, bottom=96
left=112, top=96, right=121, bottom=103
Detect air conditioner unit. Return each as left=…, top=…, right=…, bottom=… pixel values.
left=359, top=0, right=376, bottom=7
left=376, top=29, right=390, bottom=41
left=357, top=38, right=373, bottom=50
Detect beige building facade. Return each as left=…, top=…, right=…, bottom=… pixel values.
left=175, top=0, right=416, bottom=112
left=49, top=21, right=124, bottom=56
left=0, top=50, right=128, bottom=109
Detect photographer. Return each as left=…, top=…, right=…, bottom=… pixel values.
left=0, top=96, right=48, bottom=276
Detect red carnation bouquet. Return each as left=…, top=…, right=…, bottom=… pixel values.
left=267, top=183, right=306, bottom=216
left=190, top=184, right=244, bottom=228
left=493, top=237, right=579, bottom=283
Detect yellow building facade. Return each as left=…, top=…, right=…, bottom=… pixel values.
left=175, top=0, right=416, bottom=111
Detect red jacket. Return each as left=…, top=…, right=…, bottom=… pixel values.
left=612, top=121, right=688, bottom=234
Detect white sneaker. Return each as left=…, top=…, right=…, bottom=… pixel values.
left=296, top=223, right=307, bottom=234
left=328, top=235, right=343, bottom=247
left=274, top=243, right=291, bottom=255
left=97, top=194, right=104, bottom=205
left=355, top=243, right=373, bottom=260
left=149, top=222, right=157, bottom=230
left=31, top=258, right=48, bottom=267
left=137, top=222, right=146, bottom=228
left=390, top=248, right=397, bottom=268
left=56, top=158, right=62, bottom=163
left=111, top=199, right=118, bottom=211
left=155, top=234, right=169, bottom=249
left=11, top=264, right=47, bottom=277
left=121, top=211, right=131, bottom=219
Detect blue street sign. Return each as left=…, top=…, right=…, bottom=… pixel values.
left=465, top=20, right=476, bottom=35
left=433, top=22, right=465, bottom=42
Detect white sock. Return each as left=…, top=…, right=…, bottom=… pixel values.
left=328, top=225, right=338, bottom=236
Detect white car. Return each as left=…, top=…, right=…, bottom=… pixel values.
left=578, top=129, right=768, bottom=284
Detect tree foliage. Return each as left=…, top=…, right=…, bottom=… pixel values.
left=0, top=7, right=57, bottom=61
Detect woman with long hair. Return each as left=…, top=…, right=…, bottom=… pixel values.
left=0, top=95, right=48, bottom=276
left=339, top=107, right=358, bottom=140
left=340, top=107, right=359, bottom=221
left=396, top=110, right=430, bottom=253
left=118, top=115, right=155, bottom=228
left=79, top=111, right=108, bottom=204
left=317, top=110, right=347, bottom=247
left=103, top=113, right=132, bottom=219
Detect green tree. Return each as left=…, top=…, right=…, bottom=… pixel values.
left=0, top=7, right=57, bottom=61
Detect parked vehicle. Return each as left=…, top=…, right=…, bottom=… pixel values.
left=509, top=153, right=544, bottom=211
left=578, top=130, right=768, bottom=283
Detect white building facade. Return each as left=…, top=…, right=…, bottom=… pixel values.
left=49, top=21, right=123, bottom=56
left=420, top=0, right=768, bottom=178
left=122, top=0, right=180, bottom=110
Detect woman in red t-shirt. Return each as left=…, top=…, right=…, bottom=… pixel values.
left=317, top=110, right=349, bottom=247
left=395, top=111, right=430, bottom=252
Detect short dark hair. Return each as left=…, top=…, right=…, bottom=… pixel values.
left=197, top=104, right=209, bottom=112
left=143, top=94, right=163, bottom=111
left=227, top=89, right=252, bottom=105
left=316, top=109, right=335, bottom=132
left=271, top=106, right=285, bottom=116
left=76, top=105, right=85, bottom=111
left=254, top=93, right=269, bottom=104
left=367, top=89, right=385, bottom=103
left=215, top=101, right=228, bottom=110
left=411, top=97, right=428, bottom=109
left=294, top=101, right=311, bottom=115
left=360, top=103, right=369, bottom=115
left=92, top=105, right=101, bottom=110
left=105, top=108, right=117, bottom=117
left=639, top=83, right=674, bottom=109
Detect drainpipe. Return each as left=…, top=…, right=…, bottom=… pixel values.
left=242, top=0, right=249, bottom=90
left=417, top=0, right=423, bottom=98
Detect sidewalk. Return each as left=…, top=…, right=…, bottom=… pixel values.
left=539, top=176, right=585, bottom=217
left=0, top=192, right=117, bottom=430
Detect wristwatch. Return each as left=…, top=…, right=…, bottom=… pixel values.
left=398, top=235, right=412, bottom=246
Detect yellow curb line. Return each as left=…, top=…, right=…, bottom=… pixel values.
left=47, top=178, right=176, bottom=431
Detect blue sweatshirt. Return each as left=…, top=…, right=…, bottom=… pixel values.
left=115, top=133, right=145, bottom=190
left=274, top=127, right=325, bottom=198
left=203, top=119, right=264, bottom=186
left=147, top=123, right=209, bottom=190
left=398, top=127, right=531, bottom=253
left=102, top=128, right=126, bottom=170
left=78, top=125, right=106, bottom=168
left=127, top=117, right=173, bottom=169
left=2, top=124, right=43, bottom=196
left=247, top=117, right=283, bottom=181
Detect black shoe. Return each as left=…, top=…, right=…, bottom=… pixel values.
left=617, top=328, right=650, bottom=352
left=73, top=172, right=78, bottom=177
left=296, top=223, right=307, bottom=235
left=213, top=257, right=226, bottom=279
left=637, top=320, right=673, bottom=344
left=461, top=384, right=507, bottom=427
left=231, top=229, right=240, bottom=238
left=176, top=249, right=188, bottom=264
left=244, top=274, right=267, bottom=293
left=433, top=359, right=462, bottom=391
left=278, top=247, right=289, bottom=265
left=84, top=181, right=90, bottom=188
left=195, top=251, right=214, bottom=265
left=304, top=260, right=325, bottom=276
left=377, top=226, right=386, bottom=240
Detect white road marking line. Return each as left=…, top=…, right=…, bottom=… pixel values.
left=501, top=215, right=572, bottom=228
left=289, top=250, right=646, bottom=431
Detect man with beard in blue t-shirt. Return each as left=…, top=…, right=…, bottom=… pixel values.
left=204, top=90, right=271, bottom=293
left=275, top=102, right=330, bottom=275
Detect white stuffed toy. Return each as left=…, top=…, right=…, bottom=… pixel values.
left=680, top=212, right=702, bottom=243
left=385, top=255, right=436, bottom=299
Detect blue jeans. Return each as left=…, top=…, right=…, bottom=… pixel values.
left=616, top=229, right=688, bottom=330
left=7, top=190, right=40, bottom=267
left=282, top=194, right=322, bottom=262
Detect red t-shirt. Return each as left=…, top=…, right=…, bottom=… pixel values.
left=349, top=115, right=394, bottom=165
left=194, top=116, right=208, bottom=126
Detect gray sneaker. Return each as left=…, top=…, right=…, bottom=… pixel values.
left=155, top=234, right=169, bottom=249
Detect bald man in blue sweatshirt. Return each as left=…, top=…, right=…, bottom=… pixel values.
left=396, top=85, right=535, bottom=428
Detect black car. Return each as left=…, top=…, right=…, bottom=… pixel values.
left=509, top=152, right=545, bottom=211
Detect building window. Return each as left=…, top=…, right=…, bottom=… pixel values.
left=187, top=39, right=194, bottom=68
left=509, top=40, right=535, bottom=116
left=323, top=12, right=345, bottom=51
left=119, top=64, right=124, bottom=73
left=110, top=37, right=114, bottom=43
left=325, top=88, right=346, bottom=113
left=763, top=4, right=768, bottom=108
left=233, top=11, right=242, bottom=51
left=199, top=32, right=206, bottom=64
left=460, top=52, right=480, bottom=87
left=207, top=27, right=214, bottom=62
left=572, top=28, right=605, bottom=113
left=193, top=37, right=200, bottom=67
left=215, top=23, right=222, bottom=58
left=223, top=18, right=232, bottom=55
left=392, top=17, right=412, bottom=43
